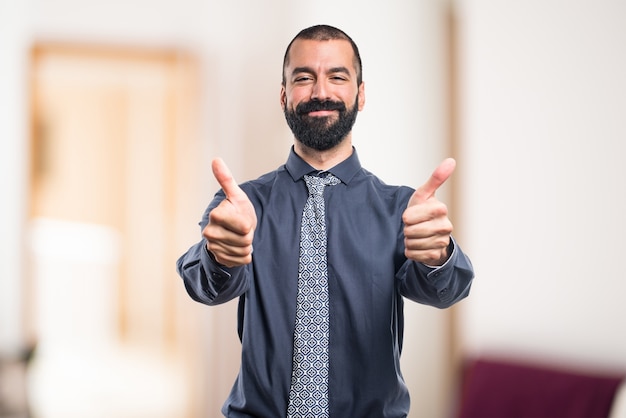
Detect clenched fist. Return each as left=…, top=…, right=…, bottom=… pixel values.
left=203, top=158, right=257, bottom=267
left=402, top=158, right=456, bottom=266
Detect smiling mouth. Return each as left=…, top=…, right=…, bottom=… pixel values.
left=307, top=109, right=338, bottom=117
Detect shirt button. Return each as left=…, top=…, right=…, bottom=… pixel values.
left=439, top=288, right=449, bottom=296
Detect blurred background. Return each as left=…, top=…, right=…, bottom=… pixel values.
left=1, top=0, right=625, bottom=417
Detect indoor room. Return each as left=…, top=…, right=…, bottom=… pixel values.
left=1, top=1, right=625, bottom=417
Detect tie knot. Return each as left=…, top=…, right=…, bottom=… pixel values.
left=303, top=173, right=340, bottom=196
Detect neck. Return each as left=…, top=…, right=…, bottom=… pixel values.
left=294, top=137, right=353, bottom=171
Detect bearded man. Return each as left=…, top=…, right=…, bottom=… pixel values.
left=177, top=24, right=474, bottom=418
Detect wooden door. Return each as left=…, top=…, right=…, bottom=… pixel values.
left=28, top=43, right=204, bottom=418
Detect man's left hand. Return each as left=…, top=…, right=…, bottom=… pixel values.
left=402, top=158, right=456, bottom=266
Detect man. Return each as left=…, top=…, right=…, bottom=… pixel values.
left=177, top=24, right=474, bottom=418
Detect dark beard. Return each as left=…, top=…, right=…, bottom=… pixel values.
left=283, top=97, right=359, bottom=151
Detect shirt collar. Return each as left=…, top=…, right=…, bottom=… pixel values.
left=285, top=146, right=362, bottom=185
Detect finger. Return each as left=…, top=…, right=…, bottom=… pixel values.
left=207, top=240, right=253, bottom=258
left=409, top=158, right=456, bottom=206
left=206, top=241, right=253, bottom=267
left=208, top=202, right=256, bottom=235
left=204, top=217, right=254, bottom=244
left=212, top=158, right=247, bottom=204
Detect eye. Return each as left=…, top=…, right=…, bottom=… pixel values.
left=293, top=75, right=313, bottom=83
left=330, top=74, right=349, bottom=83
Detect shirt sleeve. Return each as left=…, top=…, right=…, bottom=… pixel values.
left=396, top=236, right=474, bottom=308
left=176, top=188, right=251, bottom=306
left=176, top=239, right=250, bottom=306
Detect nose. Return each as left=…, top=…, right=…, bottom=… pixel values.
left=311, top=79, right=331, bottom=101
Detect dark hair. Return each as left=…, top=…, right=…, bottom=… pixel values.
left=282, top=24, right=363, bottom=86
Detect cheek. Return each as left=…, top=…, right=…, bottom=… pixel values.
left=286, top=87, right=311, bottom=109
left=284, top=96, right=299, bottom=112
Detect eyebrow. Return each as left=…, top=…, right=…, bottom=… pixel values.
left=290, top=66, right=352, bottom=77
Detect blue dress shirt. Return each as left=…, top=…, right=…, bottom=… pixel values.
left=177, top=147, right=474, bottom=417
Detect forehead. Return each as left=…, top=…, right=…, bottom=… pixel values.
left=285, top=39, right=357, bottom=75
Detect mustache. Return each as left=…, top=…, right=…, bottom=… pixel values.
left=296, top=100, right=346, bottom=115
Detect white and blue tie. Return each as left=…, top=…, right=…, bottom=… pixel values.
left=287, top=173, right=340, bottom=418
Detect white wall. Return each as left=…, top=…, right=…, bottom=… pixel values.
left=0, top=0, right=29, bottom=355
left=457, top=0, right=626, bottom=371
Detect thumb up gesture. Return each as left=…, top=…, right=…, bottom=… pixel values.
left=402, top=158, right=456, bottom=266
left=203, top=158, right=257, bottom=267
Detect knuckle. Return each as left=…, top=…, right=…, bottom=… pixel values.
left=203, top=226, right=221, bottom=242
left=208, top=210, right=224, bottom=225
left=202, top=225, right=213, bottom=240
left=425, top=250, right=443, bottom=264
left=206, top=240, right=220, bottom=254
left=435, top=227, right=452, bottom=239
left=242, top=235, right=254, bottom=247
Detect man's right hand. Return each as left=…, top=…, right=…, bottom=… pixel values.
left=202, top=158, right=257, bottom=267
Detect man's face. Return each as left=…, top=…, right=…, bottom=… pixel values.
left=281, top=39, right=365, bottom=151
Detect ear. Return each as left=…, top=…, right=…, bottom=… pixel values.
left=279, top=84, right=287, bottom=109
left=357, top=81, right=366, bottom=111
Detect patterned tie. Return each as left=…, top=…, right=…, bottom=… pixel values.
left=287, top=173, right=340, bottom=418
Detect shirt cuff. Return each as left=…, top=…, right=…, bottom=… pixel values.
left=202, top=243, right=232, bottom=288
